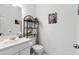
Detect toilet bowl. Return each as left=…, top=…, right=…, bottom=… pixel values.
left=32, top=44, right=44, bottom=55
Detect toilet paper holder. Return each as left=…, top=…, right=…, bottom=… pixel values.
left=73, top=43, right=79, bottom=49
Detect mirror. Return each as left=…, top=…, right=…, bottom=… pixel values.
left=0, top=4, right=22, bottom=36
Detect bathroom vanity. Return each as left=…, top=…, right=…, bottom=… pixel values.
left=0, top=37, right=33, bottom=55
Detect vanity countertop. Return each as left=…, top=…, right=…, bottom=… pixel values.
left=0, top=37, right=32, bottom=51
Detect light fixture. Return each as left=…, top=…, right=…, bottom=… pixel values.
left=12, top=4, right=22, bottom=7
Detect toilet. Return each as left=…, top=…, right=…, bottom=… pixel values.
left=32, top=44, right=44, bottom=55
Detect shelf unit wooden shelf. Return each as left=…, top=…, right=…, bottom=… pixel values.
left=23, top=20, right=39, bottom=44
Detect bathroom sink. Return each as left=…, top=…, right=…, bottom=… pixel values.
left=3, top=37, right=28, bottom=45
left=3, top=38, right=20, bottom=44
left=0, top=36, right=16, bottom=42
left=1, top=37, right=27, bottom=45
left=0, top=36, right=30, bottom=45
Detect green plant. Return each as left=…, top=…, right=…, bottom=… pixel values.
left=34, top=17, right=38, bottom=21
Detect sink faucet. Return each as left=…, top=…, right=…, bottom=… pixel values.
left=17, top=32, right=22, bottom=38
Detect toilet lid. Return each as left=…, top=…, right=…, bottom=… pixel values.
left=33, top=45, right=43, bottom=50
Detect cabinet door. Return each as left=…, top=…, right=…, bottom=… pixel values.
left=20, top=47, right=31, bottom=55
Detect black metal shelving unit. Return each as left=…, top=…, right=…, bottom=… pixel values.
left=23, top=20, right=39, bottom=44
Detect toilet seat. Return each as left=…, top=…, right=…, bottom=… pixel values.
left=33, top=45, right=43, bottom=50
left=32, top=44, right=44, bottom=55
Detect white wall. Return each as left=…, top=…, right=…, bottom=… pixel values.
left=75, top=5, right=79, bottom=54
left=21, top=4, right=36, bottom=18
left=76, top=5, right=79, bottom=42
left=36, top=4, right=77, bottom=54
left=0, top=4, right=21, bottom=36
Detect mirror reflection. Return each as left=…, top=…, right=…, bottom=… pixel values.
left=0, top=4, right=22, bottom=36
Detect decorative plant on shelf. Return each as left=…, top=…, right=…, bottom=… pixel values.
left=34, top=17, right=39, bottom=24
left=34, top=17, right=38, bottom=21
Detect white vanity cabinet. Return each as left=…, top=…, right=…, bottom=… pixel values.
left=19, top=47, right=30, bottom=55
left=13, top=47, right=31, bottom=55
left=0, top=40, right=32, bottom=55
